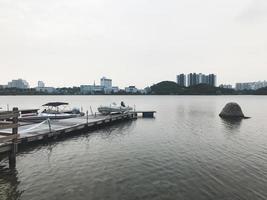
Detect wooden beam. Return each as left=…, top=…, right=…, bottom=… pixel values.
left=0, top=132, right=12, bottom=136
left=0, top=112, right=20, bottom=120
left=0, top=134, right=19, bottom=143
left=0, top=123, right=19, bottom=129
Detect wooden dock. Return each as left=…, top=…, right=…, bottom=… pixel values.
left=0, top=111, right=139, bottom=167
left=0, top=109, right=156, bottom=168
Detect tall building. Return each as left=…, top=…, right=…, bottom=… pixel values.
left=7, top=79, right=29, bottom=89
left=38, top=81, right=45, bottom=88
left=100, top=77, right=112, bottom=94
left=100, top=77, right=112, bottom=89
left=187, top=73, right=198, bottom=86
left=187, top=73, right=216, bottom=87
left=208, top=74, right=217, bottom=87
left=176, top=74, right=186, bottom=87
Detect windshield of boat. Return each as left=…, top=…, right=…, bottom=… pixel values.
left=41, top=105, right=71, bottom=114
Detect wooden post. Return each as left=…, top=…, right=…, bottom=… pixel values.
left=86, top=110, right=89, bottom=124
left=47, top=119, right=52, bottom=132
left=9, top=107, right=18, bottom=168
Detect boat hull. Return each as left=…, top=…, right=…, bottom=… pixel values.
left=98, top=106, right=132, bottom=115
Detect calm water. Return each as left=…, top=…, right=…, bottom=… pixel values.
left=1, top=95, right=267, bottom=200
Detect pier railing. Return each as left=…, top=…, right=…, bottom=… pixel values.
left=0, top=107, right=20, bottom=168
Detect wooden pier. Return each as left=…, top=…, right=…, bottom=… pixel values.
left=0, top=108, right=156, bottom=168
left=0, top=110, right=137, bottom=168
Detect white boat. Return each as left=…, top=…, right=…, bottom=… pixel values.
left=98, top=102, right=132, bottom=115
left=19, top=102, right=84, bottom=122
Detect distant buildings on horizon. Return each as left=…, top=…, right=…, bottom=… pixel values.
left=219, top=84, right=233, bottom=89
left=4, top=79, right=30, bottom=89
left=2, top=77, right=267, bottom=93
left=80, top=77, right=148, bottom=94
left=177, top=73, right=217, bottom=87
left=235, top=81, right=267, bottom=91
left=0, top=77, right=148, bottom=94
left=219, top=81, right=267, bottom=91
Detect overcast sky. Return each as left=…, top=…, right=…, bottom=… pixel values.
left=0, top=0, right=267, bottom=88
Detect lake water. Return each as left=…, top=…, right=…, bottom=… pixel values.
left=1, top=95, right=267, bottom=200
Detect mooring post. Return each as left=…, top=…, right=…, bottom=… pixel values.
left=47, top=118, right=52, bottom=133
left=86, top=110, right=89, bottom=124
left=9, top=107, right=18, bottom=168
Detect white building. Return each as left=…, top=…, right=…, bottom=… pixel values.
left=38, top=81, right=45, bottom=88
left=100, top=77, right=113, bottom=94
left=112, top=87, right=119, bottom=93
left=235, top=81, right=267, bottom=91
left=7, top=79, right=29, bottom=89
left=100, top=77, right=112, bottom=89
left=81, top=77, right=119, bottom=94
left=125, top=86, right=138, bottom=94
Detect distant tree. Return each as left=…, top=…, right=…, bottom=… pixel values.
left=254, top=87, right=267, bottom=95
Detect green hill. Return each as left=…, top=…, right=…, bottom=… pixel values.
left=150, top=81, right=185, bottom=95
left=150, top=82, right=236, bottom=95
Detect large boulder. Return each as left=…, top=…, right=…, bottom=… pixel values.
left=219, top=102, right=246, bottom=119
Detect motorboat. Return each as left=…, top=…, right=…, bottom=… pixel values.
left=98, top=102, right=133, bottom=115
left=19, top=102, right=84, bottom=122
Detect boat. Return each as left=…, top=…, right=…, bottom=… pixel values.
left=19, top=102, right=84, bottom=122
left=98, top=102, right=133, bottom=115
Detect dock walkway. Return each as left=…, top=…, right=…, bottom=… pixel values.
left=0, top=112, right=137, bottom=167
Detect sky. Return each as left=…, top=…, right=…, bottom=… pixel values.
left=0, top=0, right=267, bottom=88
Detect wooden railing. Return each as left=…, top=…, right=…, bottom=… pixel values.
left=0, top=107, right=19, bottom=168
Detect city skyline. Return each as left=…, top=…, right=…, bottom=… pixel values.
left=1, top=0, right=267, bottom=88
left=2, top=75, right=267, bottom=89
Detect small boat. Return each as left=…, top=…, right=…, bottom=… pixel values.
left=98, top=102, right=132, bottom=115
left=19, top=102, right=84, bottom=122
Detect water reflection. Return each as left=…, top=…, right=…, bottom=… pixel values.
left=98, top=120, right=136, bottom=139
left=0, top=165, right=22, bottom=200
left=220, top=118, right=242, bottom=131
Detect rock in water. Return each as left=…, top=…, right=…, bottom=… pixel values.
left=219, top=102, right=245, bottom=119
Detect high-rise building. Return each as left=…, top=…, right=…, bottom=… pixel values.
left=208, top=74, right=217, bottom=87
left=7, top=79, right=29, bottom=89
left=187, top=73, right=216, bottom=87
left=187, top=73, right=198, bottom=86
left=100, top=77, right=112, bottom=94
left=176, top=74, right=186, bottom=87
left=100, top=77, right=112, bottom=89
